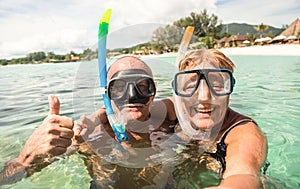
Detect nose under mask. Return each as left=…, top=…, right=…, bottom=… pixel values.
left=113, top=83, right=151, bottom=107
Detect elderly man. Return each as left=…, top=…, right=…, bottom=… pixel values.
left=0, top=56, right=177, bottom=189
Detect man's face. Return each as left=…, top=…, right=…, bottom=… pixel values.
left=108, top=69, right=156, bottom=122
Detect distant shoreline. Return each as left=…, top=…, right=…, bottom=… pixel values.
left=217, top=44, right=300, bottom=56
left=2, top=44, right=299, bottom=67
left=141, top=44, right=300, bottom=58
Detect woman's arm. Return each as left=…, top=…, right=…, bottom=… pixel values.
left=211, top=122, right=267, bottom=189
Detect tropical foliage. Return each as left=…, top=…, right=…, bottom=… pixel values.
left=150, top=9, right=221, bottom=50
left=253, top=23, right=269, bottom=38
left=173, top=9, right=223, bottom=38
left=0, top=49, right=95, bottom=65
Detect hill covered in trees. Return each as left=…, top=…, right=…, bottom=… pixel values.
left=221, top=23, right=283, bottom=36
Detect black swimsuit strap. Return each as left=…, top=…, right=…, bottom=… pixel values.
left=219, top=119, right=255, bottom=144
left=206, top=119, right=255, bottom=173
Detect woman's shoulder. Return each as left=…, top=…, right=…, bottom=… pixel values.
left=220, top=108, right=263, bottom=143
left=224, top=109, right=266, bottom=146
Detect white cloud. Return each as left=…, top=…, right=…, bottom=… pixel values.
left=0, top=0, right=299, bottom=59
left=215, top=0, right=299, bottom=27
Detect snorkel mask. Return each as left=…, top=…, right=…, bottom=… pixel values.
left=107, top=69, right=156, bottom=107
left=173, top=68, right=235, bottom=97
left=173, top=28, right=235, bottom=140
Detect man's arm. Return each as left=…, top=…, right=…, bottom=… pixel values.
left=0, top=95, right=74, bottom=185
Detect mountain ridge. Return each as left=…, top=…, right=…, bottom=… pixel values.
left=221, top=23, right=284, bottom=36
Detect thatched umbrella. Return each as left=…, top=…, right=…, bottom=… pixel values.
left=280, top=18, right=300, bottom=36
left=273, top=35, right=286, bottom=41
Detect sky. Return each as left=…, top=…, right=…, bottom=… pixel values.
left=0, top=0, right=299, bottom=59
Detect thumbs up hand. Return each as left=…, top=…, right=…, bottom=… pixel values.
left=16, top=95, right=74, bottom=171
left=48, top=94, right=60, bottom=115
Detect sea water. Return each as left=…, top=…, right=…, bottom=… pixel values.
left=0, top=55, right=299, bottom=188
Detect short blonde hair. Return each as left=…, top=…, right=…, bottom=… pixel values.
left=179, top=49, right=235, bottom=72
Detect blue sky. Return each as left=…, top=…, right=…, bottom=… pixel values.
left=0, top=0, right=299, bottom=59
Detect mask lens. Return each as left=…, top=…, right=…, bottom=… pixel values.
left=108, top=79, right=126, bottom=100
left=174, top=69, right=234, bottom=97
left=207, top=71, right=232, bottom=95
left=136, top=77, right=155, bottom=96
left=175, top=71, right=198, bottom=97
left=108, top=77, right=156, bottom=100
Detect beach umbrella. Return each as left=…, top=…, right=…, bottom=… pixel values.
left=254, top=38, right=263, bottom=43
left=261, top=37, right=272, bottom=41
left=242, top=40, right=250, bottom=44
left=273, top=35, right=286, bottom=41
left=286, top=35, right=296, bottom=40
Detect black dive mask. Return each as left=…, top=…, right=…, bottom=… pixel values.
left=107, top=69, right=156, bottom=107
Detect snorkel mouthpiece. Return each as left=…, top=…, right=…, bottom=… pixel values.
left=98, top=9, right=128, bottom=142
left=107, top=114, right=128, bottom=141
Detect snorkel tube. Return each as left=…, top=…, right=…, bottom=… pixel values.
left=176, top=26, right=194, bottom=69
left=174, top=26, right=212, bottom=140
left=98, top=9, right=128, bottom=142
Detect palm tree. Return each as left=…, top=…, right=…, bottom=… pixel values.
left=253, top=23, right=269, bottom=38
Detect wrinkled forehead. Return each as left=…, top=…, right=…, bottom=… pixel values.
left=110, top=69, right=151, bottom=80
left=108, top=56, right=153, bottom=80
left=179, top=49, right=235, bottom=72
left=180, top=51, right=219, bottom=70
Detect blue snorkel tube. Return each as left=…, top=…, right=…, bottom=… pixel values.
left=98, top=9, right=128, bottom=142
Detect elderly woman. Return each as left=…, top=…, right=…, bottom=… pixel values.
left=171, top=49, right=268, bottom=189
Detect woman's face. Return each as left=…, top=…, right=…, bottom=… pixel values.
left=181, top=63, right=229, bottom=131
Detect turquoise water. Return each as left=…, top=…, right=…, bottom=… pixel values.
left=0, top=55, right=299, bottom=188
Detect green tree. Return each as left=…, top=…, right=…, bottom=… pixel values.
left=199, top=36, right=217, bottom=49
left=253, top=23, right=269, bottom=38
left=151, top=25, right=185, bottom=52
left=26, top=52, right=46, bottom=62
left=173, top=9, right=223, bottom=38
left=151, top=25, right=199, bottom=52
left=70, top=51, right=77, bottom=56
left=47, top=52, right=55, bottom=59
left=0, top=59, right=9, bottom=65
left=82, top=48, right=93, bottom=57
left=248, top=34, right=257, bottom=45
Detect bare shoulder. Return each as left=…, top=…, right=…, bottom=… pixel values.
left=226, top=121, right=266, bottom=143
left=223, top=121, right=267, bottom=178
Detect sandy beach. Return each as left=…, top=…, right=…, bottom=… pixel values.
left=218, top=44, right=300, bottom=56
left=144, top=44, right=300, bottom=58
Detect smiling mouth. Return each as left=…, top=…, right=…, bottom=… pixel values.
left=195, top=107, right=214, bottom=113
left=121, top=103, right=144, bottom=109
